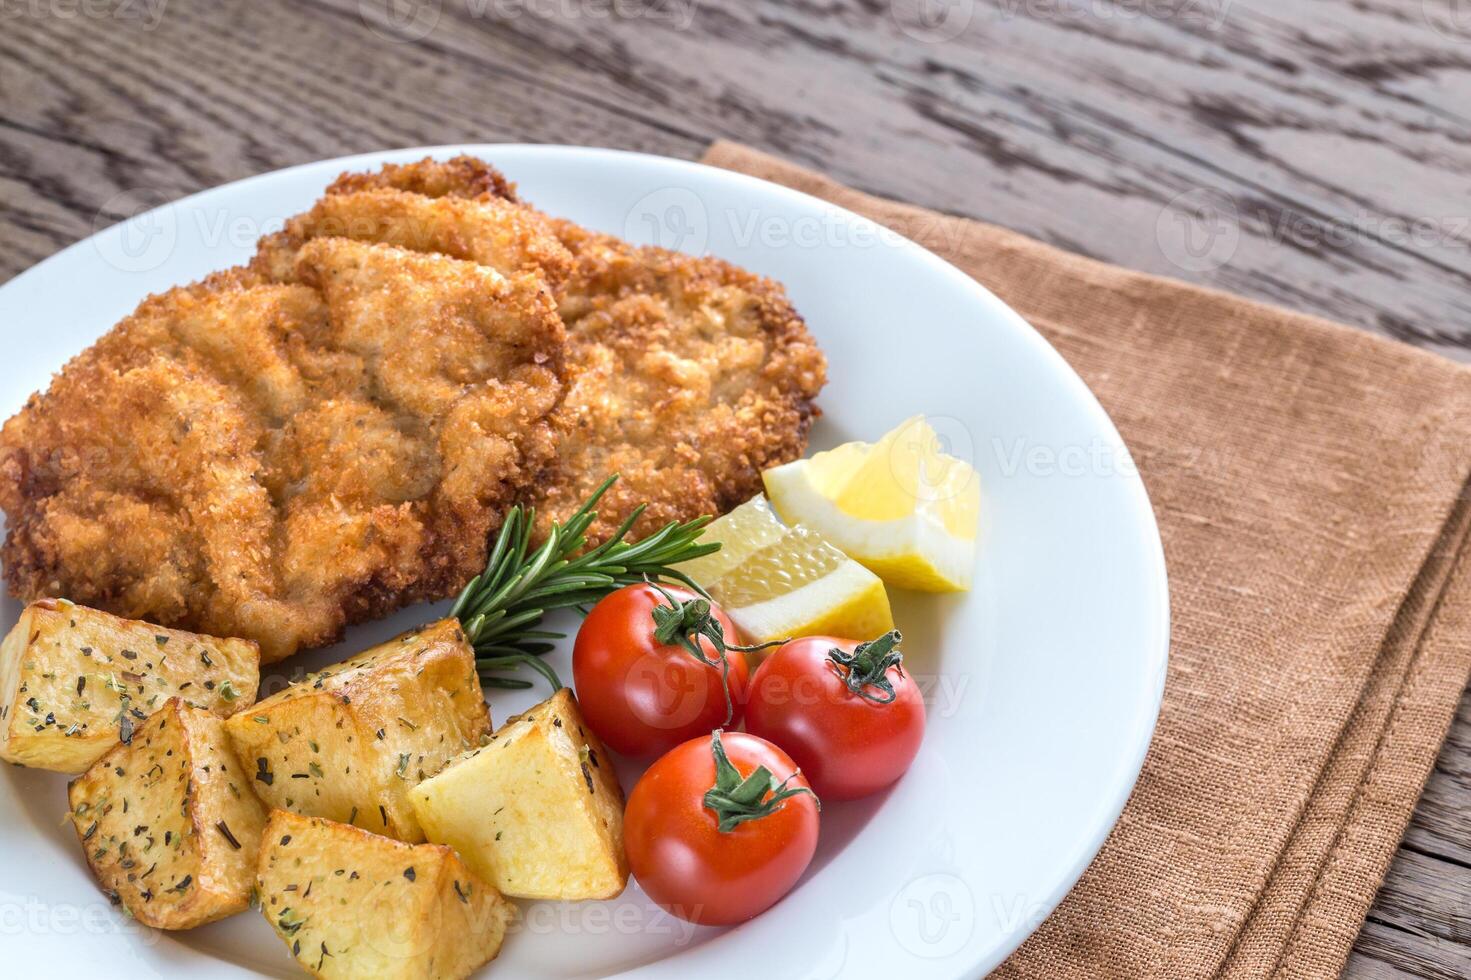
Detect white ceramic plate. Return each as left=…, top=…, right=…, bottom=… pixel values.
left=0, top=146, right=1168, bottom=979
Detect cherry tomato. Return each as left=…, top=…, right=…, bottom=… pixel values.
left=745, top=631, right=924, bottom=801
left=624, top=730, right=819, bottom=925
left=573, top=583, right=750, bottom=757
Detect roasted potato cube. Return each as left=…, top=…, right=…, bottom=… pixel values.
left=409, top=688, right=628, bottom=900
left=1, top=599, right=260, bottom=773
left=66, top=697, right=267, bottom=929
left=257, top=810, right=513, bottom=979
left=225, top=618, right=489, bottom=842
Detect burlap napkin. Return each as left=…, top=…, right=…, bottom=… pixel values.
left=702, top=142, right=1471, bottom=979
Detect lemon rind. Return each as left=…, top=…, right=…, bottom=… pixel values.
left=716, top=561, right=894, bottom=644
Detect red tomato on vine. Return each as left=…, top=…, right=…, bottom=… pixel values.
left=745, top=630, right=925, bottom=800
left=573, top=582, right=772, bottom=757
left=624, top=730, right=820, bottom=925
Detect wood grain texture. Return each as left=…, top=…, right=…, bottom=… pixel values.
left=0, top=0, right=1468, bottom=976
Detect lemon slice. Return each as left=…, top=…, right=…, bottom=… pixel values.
left=679, top=496, right=894, bottom=644
left=762, top=416, right=980, bottom=591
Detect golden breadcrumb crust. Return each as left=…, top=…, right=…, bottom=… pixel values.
left=1, top=154, right=825, bottom=660
left=283, top=156, right=827, bottom=541
left=1, top=239, right=564, bottom=661
left=254, top=186, right=573, bottom=287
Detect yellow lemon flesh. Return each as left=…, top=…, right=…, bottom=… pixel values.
left=678, top=496, right=894, bottom=644
left=762, top=416, right=980, bottom=592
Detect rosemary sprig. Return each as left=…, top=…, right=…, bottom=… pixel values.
left=452, top=475, right=721, bottom=689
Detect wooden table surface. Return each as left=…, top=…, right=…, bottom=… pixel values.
left=1, top=1, right=1468, bottom=975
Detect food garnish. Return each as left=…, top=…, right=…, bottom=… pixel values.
left=451, top=475, right=720, bottom=689
left=746, top=631, right=926, bottom=801
left=573, top=583, right=767, bottom=757
left=624, top=730, right=820, bottom=926
left=763, top=415, right=981, bottom=591
left=676, top=495, right=894, bottom=643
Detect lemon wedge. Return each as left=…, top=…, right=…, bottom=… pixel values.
left=678, top=496, right=894, bottom=644
left=762, top=416, right=980, bottom=591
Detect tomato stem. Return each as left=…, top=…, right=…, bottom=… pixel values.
left=647, top=581, right=783, bottom=724
left=702, top=730, right=819, bottom=833
left=828, top=630, right=905, bottom=704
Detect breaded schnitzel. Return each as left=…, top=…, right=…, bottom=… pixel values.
left=0, top=238, right=564, bottom=661
left=254, top=182, right=573, bottom=286
left=1, top=154, right=825, bottom=661
left=539, top=218, right=825, bottom=540
left=263, top=156, right=828, bottom=541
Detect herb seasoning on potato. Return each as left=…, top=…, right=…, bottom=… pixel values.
left=410, top=687, right=629, bottom=900
left=66, top=697, right=268, bottom=929
left=224, top=618, right=489, bottom=843
left=256, top=809, right=513, bottom=979
left=1, top=599, right=260, bottom=773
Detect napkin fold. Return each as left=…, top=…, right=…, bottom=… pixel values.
left=702, top=142, right=1471, bottom=979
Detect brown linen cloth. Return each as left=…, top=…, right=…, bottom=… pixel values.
left=701, top=142, right=1471, bottom=979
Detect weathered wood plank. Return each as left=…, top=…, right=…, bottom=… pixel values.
left=1402, top=685, right=1471, bottom=868
left=1353, top=918, right=1471, bottom=980
left=1359, top=682, right=1471, bottom=977
left=1368, top=847, right=1471, bottom=948
left=316, top=0, right=1471, bottom=357
left=0, top=0, right=706, bottom=274
left=1345, top=951, right=1432, bottom=980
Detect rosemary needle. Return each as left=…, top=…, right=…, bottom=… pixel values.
left=452, top=475, right=720, bottom=690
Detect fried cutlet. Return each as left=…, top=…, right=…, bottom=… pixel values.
left=0, top=237, right=565, bottom=661
left=1, top=154, right=825, bottom=661
left=262, top=156, right=828, bottom=541
left=254, top=182, right=573, bottom=287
